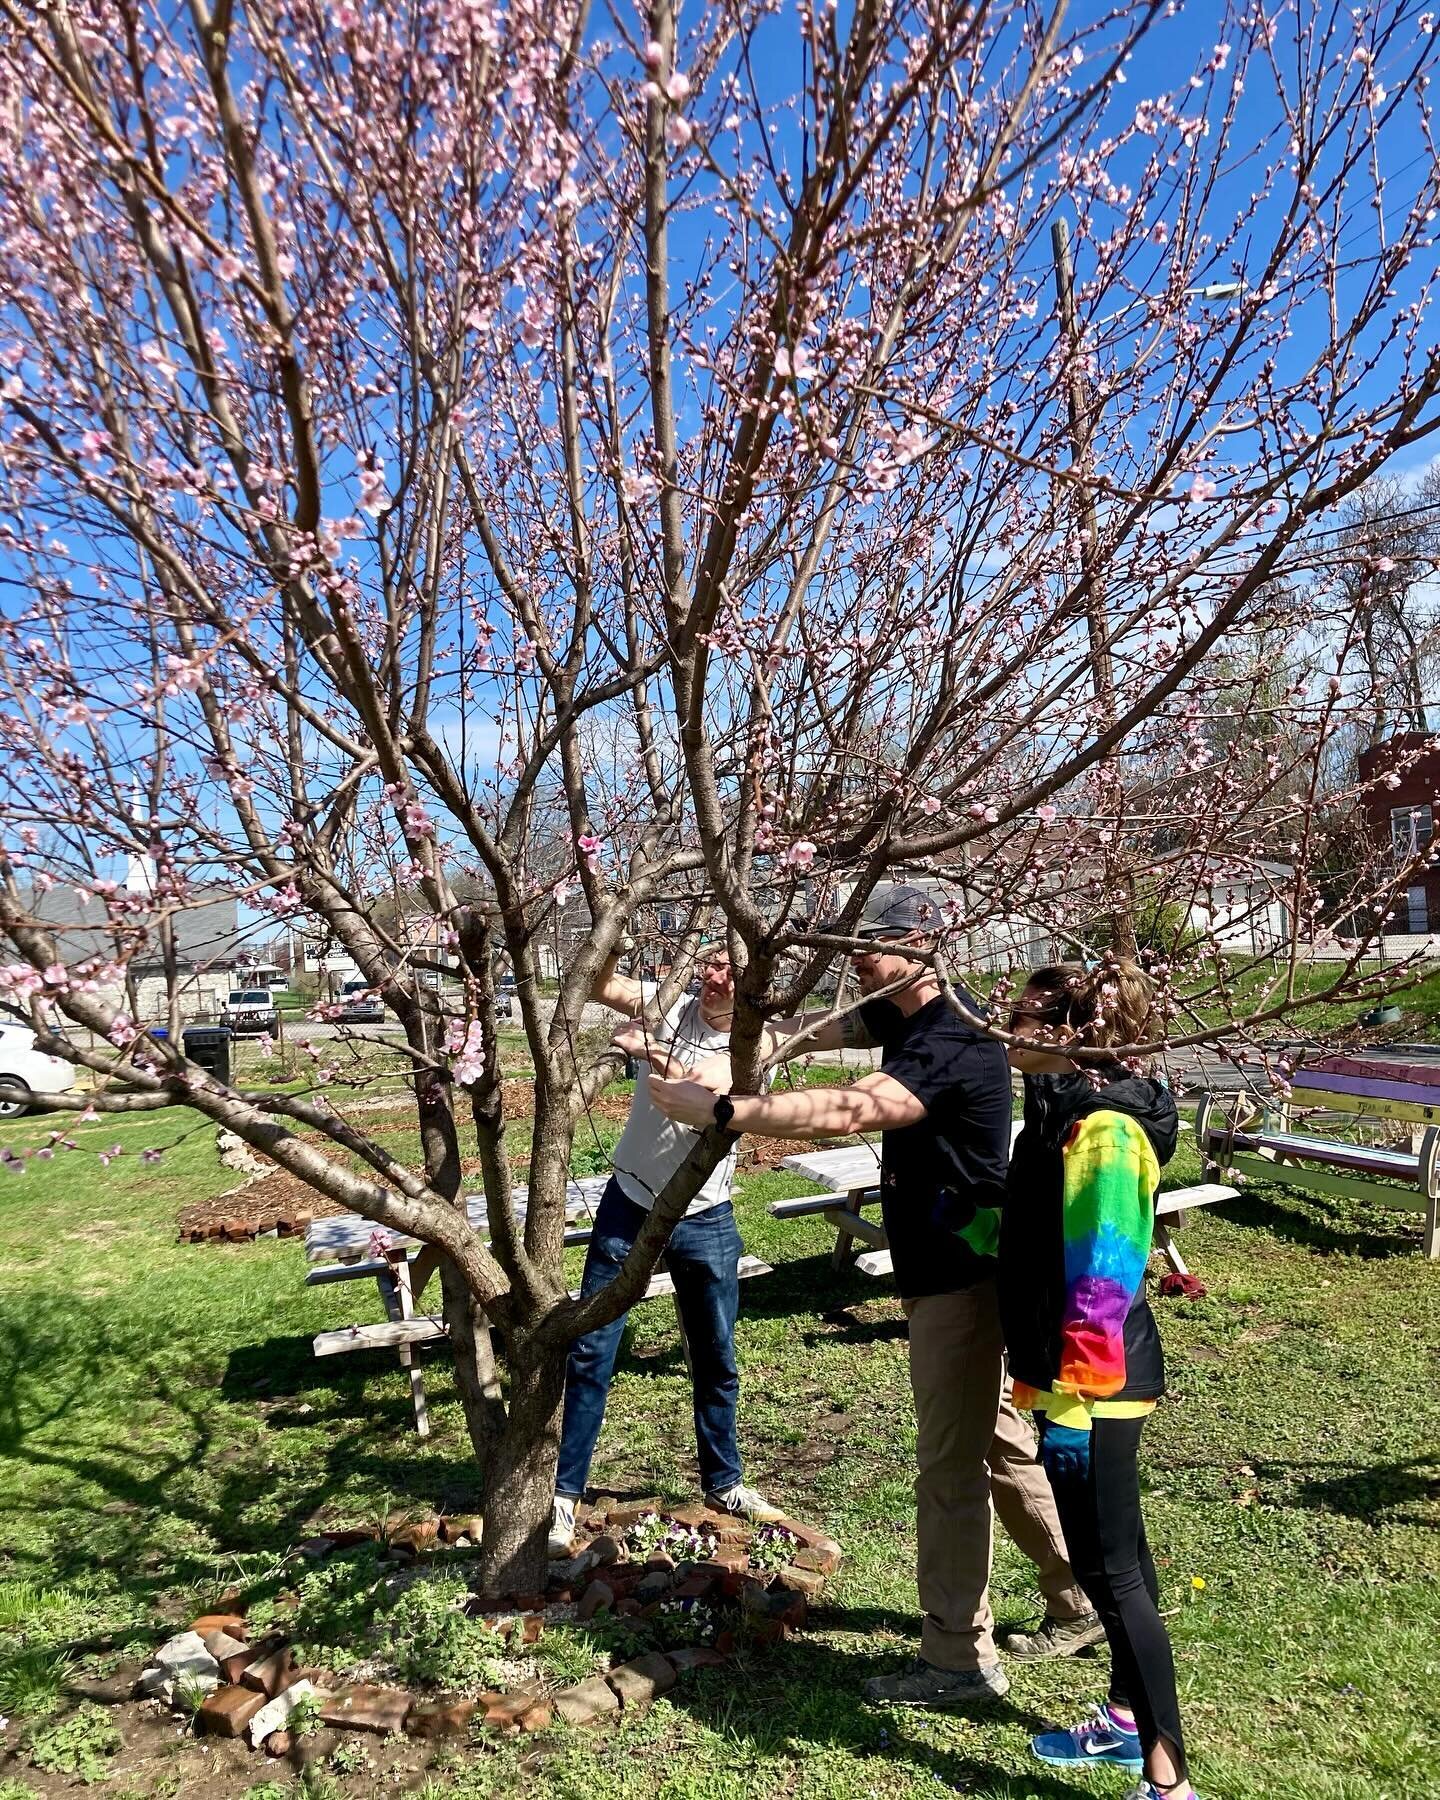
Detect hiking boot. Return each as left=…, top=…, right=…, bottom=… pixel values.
left=704, top=1481, right=785, bottom=1523
left=1031, top=1703, right=1144, bottom=1772
left=861, top=1657, right=1009, bottom=1708
left=1001, top=1609, right=1107, bottom=1658
left=548, top=1494, right=576, bottom=1558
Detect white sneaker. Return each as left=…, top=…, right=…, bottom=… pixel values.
left=548, top=1494, right=576, bottom=1557
left=704, top=1482, right=784, bottom=1523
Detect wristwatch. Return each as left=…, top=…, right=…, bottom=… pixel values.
left=712, top=1092, right=736, bottom=1132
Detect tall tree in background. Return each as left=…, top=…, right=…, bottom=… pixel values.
left=2, top=0, right=1440, bottom=1586
left=1330, top=473, right=1440, bottom=742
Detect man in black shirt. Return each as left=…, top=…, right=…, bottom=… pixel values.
left=650, top=884, right=1099, bottom=1706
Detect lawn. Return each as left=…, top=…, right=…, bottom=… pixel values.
left=0, top=1094, right=1437, bottom=1800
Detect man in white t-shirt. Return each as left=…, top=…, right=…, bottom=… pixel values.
left=548, top=941, right=783, bottom=1555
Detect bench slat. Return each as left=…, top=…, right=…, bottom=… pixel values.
left=1215, top=1128, right=1419, bottom=1180
left=767, top=1192, right=873, bottom=1219
left=314, top=1318, right=447, bottom=1356
left=1155, top=1183, right=1238, bottom=1216
left=568, top=1254, right=772, bottom=1302
left=1223, top=1152, right=1428, bottom=1213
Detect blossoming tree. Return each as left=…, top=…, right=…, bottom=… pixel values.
left=1, top=0, right=1439, bottom=1587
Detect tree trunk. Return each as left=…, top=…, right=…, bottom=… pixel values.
left=474, top=1335, right=567, bottom=1597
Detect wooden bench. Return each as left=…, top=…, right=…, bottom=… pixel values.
left=307, top=1184, right=773, bottom=1431
left=1196, top=1056, right=1440, bottom=1259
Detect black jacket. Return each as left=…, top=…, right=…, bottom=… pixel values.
left=1000, top=1070, right=1179, bottom=1405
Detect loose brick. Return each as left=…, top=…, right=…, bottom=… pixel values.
left=615, top=1598, right=643, bottom=1617
left=773, top=1562, right=827, bottom=1600
left=405, top=1694, right=478, bottom=1738
left=605, top=1653, right=677, bottom=1712
left=439, top=1514, right=483, bottom=1544
left=662, top=1503, right=712, bottom=1528
left=241, top=1643, right=294, bottom=1697
left=794, top=1544, right=843, bottom=1577
left=510, top=1590, right=545, bottom=1613
left=198, top=1683, right=269, bottom=1737
left=703, top=1548, right=748, bottom=1573
left=635, top=1570, right=672, bottom=1602
left=587, top=1533, right=624, bottom=1566
left=673, top=1573, right=715, bottom=1601
left=577, top=1580, right=615, bottom=1620
left=644, top=1551, right=676, bottom=1573
left=392, top=1517, right=441, bottom=1551
left=246, top=1679, right=319, bottom=1750
left=605, top=1499, right=664, bottom=1529
left=517, top=1698, right=553, bottom=1732
left=318, top=1684, right=413, bottom=1735
left=552, top=1676, right=620, bottom=1727
left=264, top=1729, right=292, bottom=1757
left=517, top=1612, right=545, bottom=1646
left=667, top=1646, right=727, bottom=1672
left=775, top=1519, right=843, bottom=1563
left=190, top=1612, right=247, bottom=1641
left=483, top=1687, right=545, bottom=1732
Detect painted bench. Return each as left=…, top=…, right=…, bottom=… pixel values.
left=1195, top=1054, right=1440, bottom=1259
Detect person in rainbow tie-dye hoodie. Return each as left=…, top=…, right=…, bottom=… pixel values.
left=999, top=959, right=1203, bottom=1800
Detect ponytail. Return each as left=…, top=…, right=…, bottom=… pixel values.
left=1020, top=958, right=1157, bottom=1051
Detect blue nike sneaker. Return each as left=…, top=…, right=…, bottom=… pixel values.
left=1121, top=1786, right=1204, bottom=1800
left=1031, top=1703, right=1145, bottom=1773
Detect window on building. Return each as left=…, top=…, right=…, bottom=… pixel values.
left=1391, top=804, right=1435, bottom=859
left=1408, top=885, right=1430, bottom=934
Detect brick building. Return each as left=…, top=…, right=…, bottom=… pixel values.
left=1358, top=732, right=1440, bottom=935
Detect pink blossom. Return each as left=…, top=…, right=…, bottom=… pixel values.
left=217, top=254, right=244, bottom=282
left=666, top=114, right=694, bottom=150
left=446, top=1020, right=486, bottom=1086
left=403, top=801, right=435, bottom=839
left=665, top=71, right=691, bottom=103
left=1187, top=473, right=1216, bottom=503
left=919, top=795, right=941, bottom=815
left=1037, top=804, right=1058, bottom=824
left=643, top=39, right=665, bottom=70
left=334, top=1, right=361, bottom=27
left=783, top=839, right=816, bottom=870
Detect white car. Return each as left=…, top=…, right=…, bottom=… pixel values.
left=221, top=988, right=280, bottom=1035
left=0, top=1017, right=78, bottom=1118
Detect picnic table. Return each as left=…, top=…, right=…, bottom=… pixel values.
left=772, top=1124, right=1232, bottom=1282
left=303, top=1176, right=772, bottom=1434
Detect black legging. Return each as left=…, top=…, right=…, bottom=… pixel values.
left=1042, top=1413, right=1187, bottom=1781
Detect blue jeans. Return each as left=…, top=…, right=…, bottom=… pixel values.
left=555, top=1178, right=743, bottom=1498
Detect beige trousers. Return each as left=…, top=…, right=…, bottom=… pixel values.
left=905, top=1280, right=1089, bottom=1670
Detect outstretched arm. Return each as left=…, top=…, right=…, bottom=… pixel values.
left=648, top=1069, right=924, bottom=1139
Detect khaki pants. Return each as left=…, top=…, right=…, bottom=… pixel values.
left=905, top=1280, right=1089, bottom=1670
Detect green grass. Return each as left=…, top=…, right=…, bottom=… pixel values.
left=0, top=1097, right=1437, bottom=1798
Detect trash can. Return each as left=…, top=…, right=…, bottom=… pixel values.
left=182, top=1025, right=233, bottom=1084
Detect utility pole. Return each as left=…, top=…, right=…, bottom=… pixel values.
left=1052, top=216, right=1139, bottom=962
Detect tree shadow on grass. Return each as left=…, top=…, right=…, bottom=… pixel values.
left=1210, top=1187, right=1422, bottom=1260
left=662, top=1629, right=1086, bottom=1796
left=1267, top=1452, right=1440, bottom=1529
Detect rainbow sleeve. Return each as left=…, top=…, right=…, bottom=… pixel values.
left=1054, top=1112, right=1159, bottom=1401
